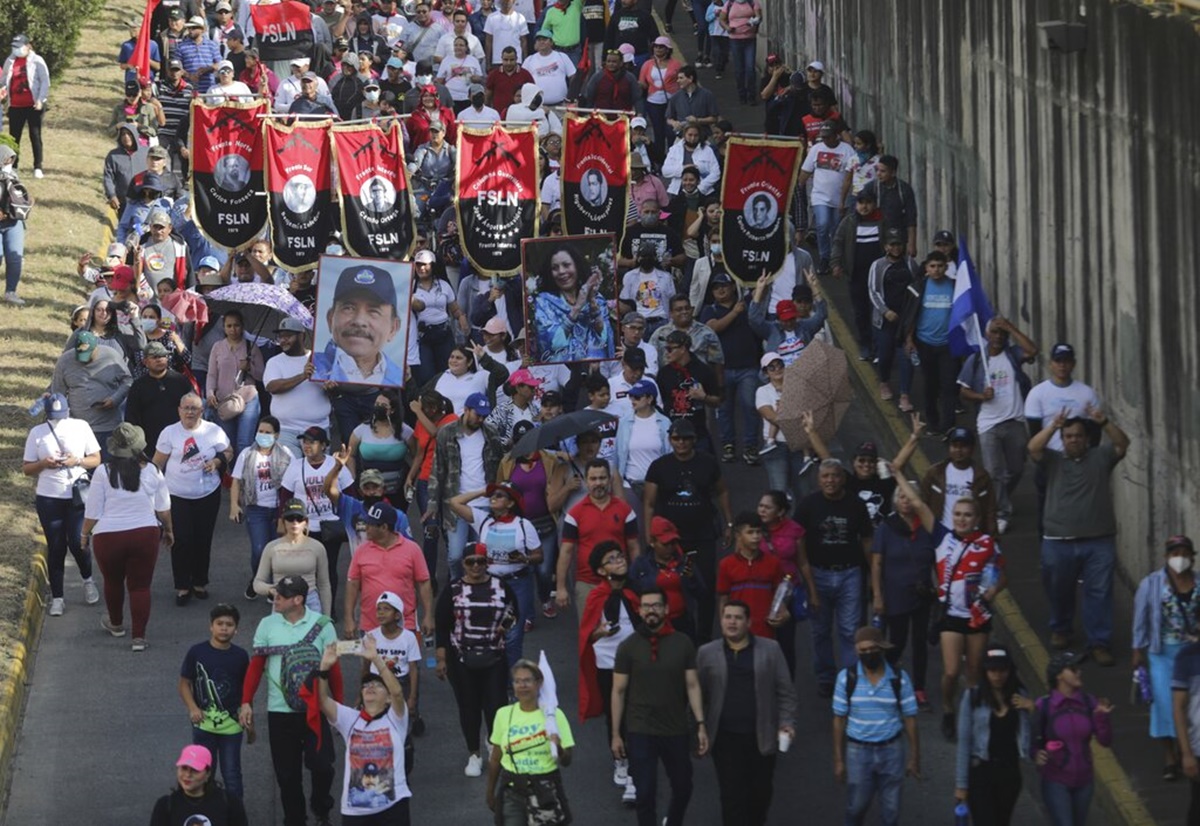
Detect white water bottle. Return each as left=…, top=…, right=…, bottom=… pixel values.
left=768, top=574, right=794, bottom=620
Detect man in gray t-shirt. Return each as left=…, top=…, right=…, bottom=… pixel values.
left=1028, top=408, right=1131, bottom=665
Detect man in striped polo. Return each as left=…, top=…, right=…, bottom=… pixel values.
left=831, top=625, right=921, bottom=825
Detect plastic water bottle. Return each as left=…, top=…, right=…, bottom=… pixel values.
left=27, top=397, right=45, bottom=417
left=954, top=802, right=970, bottom=825
left=768, top=574, right=794, bottom=620
left=1133, top=666, right=1152, bottom=704
left=871, top=613, right=885, bottom=630
left=909, top=350, right=921, bottom=367
left=423, top=632, right=436, bottom=669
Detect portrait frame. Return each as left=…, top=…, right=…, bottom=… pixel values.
left=521, top=233, right=618, bottom=366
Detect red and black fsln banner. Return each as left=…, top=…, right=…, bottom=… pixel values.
left=332, top=121, right=416, bottom=260
left=264, top=118, right=334, bottom=273
left=455, top=123, right=539, bottom=276
left=250, top=0, right=314, bottom=62
left=190, top=100, right=268, bottom=251
left=719, top=136, right=804, bottom=285
left=561, top=113, right=630, bottom=250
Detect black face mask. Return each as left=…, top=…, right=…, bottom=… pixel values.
left=373, top=405, right=390, bottom=419
left=362, top=495, right=382, bottom=507
left=860, top=651, right=884, bottom=670
left=471, top=93, right=484, bottom=108
left=637, top=256, right=655, bottom=270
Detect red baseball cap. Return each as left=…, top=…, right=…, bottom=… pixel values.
left=650, top=516, right=680, bottom=544
left=776, top=300, right=799, bottom=321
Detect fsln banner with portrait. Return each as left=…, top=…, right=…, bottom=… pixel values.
left=521, top=233, right=617, bottom=366
left=309, top=255, right=414, bottom=389
left=332, top=121, right=416, bottom=260
left=561, top=113, right=630, bottom=250
left=264, top=118, right=335, bottom=273
left=455, top=123, right=539, bottom=277
left=249, top=0, right=315, bottom=62
left=189, top=100, right=268, bottom=251
left=719, top=136, right=804, bottom=285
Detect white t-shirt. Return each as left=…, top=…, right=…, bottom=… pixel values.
left=971, top=351, right=1025, bottom=434
left=334, top=705, right=412, bottom=817
left=459, top=104, right=502, bottom=127
left=85, top=463, right=171, bottom=534
left=592, top=600, right=635, bottom=669
left=457, top=428, right=487, bottom=494
left=755, top=383, right=787, bottom=444
left=477, top=513, right=539, bottom=576
left=526, top=362, right=572, bottom=392
left=436, top=54, right=483, bottom=101
left=522, top=50, right=575, bottom=104
left=625, top=414, right=664, bottom=483
left=434, top=30, right=486, bottom=63
left=483, top=10, right=528, bottom=62
left=800, top=141, right=857, bottom=207
left=263, top=353, right=333, bottom=434
left=540, top=170, right=561, bottom=211
left=434, top=369, right=491, bottom=415
left=156, top=421, right=230, bottom=499
left=413, top=279, right=456, bottom=325
left=1023, top=379, right=1101, bottom=452
left=367, top=627, right=422, bottom=680
left=24, top=419, right=101, bottom=499
left=621, top=269, right=675, bottom=320
left=231, top=446, right=295, bottom=509
left=281, top=456, right=354, bottom=530
left=767, top=254, right=796, bottom=316
left=940, top=463, right=975, bottom=529
left=607, top=374, right=661, bottom=419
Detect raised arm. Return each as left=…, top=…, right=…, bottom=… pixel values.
left=892, top=468, right=935, bottom=533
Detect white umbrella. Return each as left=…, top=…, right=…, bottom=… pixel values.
left=537, top=649, right=560, bottom=761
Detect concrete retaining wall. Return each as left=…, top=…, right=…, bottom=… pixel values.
left=761, top=0, right=1200, bottom=576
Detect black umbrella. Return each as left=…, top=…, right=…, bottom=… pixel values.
left=511, top=409, right=618, bottom=458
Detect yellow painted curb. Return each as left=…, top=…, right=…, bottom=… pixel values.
left=823, top=289, right=1156, bottom=826
left=0, top=537, right=49, bottom=795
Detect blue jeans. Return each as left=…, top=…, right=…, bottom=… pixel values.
left=844, top=739, right=905, bottom=825
left=447, top=516, right=476, bottom=584
left=812, top=203, right=840, bottom=266
left=502, top=569, right=534, bottom=667
left=245, top=503, right=278, bottom=574
left=717, top=367, right=760, bottom=449
left=534, top=527, right=558, bottom=604
left=1040, top=537, right=1115, bottom=648
left=193, top=728, right=244, bottom=799
left=219, top=393, right=260, bottom=458
left=710, top=37, right=729, bottom=74
left=810, top=566, right=862, bottom=685
left=1041, top=779, right=1093, bottom=826
left=0, top=218, right=24, bottom=293
left=35, top=495, right=91, bottom=598
left=729, top=38, right=756, bottom=101
left=760, top=446, right=816, bottom=509
left=415, top=480, right=441, bottom=581
left=627, top=732, right=693, bottom=826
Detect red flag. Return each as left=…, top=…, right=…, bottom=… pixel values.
left=455, top=124, right=540, bottom=276
left=129, top=0, right=162, bottom=83
left=719, top=136, right=804, bottom=285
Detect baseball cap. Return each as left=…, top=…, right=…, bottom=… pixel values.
left=185, top=15, right=207, bottom=28
left=359, top=468, right=386, bottom=487
left=334, top=36, right=350, bottom=50
left=301, top=425, right=329, bottom=443
left=622, top=347, right=646, bottom=368
left=468, top=82, right=485, bottom=97
left=508, top=368, right=543, bottom=388
left=139, top=172, right=164, bottom=194
left=386, top=56, right=404, bottom=69
left=855, top=189, right=877, bottom=203
left=854, top=625, right=893, bottom=649
left=932, top=229, right=955, bottom=245
left=176, top=745, right=213, bottom=772
left=483, top=316, right=507, bottom=335
left=854, top=441, right=879, bottom=458
left=377, top=591, right=405, bottom=615
left=650, top=516, right=680, bottom=544
left=664, top=330, right=691, bottom=349
left=77, top=331, right=99, bottom=363
left=627, top=379, right=657, bottom=398
left=333, top=264, right=397, bottom=308
left=147, top=208, right=172, bottom=227
left=413, top=249, right=436, bottom=264
left=290, top=56, right=311, bottom=66
left=281, top=499, right=307, bottom=520
left=147, top=145, right=169, bottom=160
left=464, top=392, right=492, bottom=417
left=621, top=312, right=645, bottom=326
left=167, top=57, right=184, bottom=69
left=710, top=270, right=733, bottom=286
left=217, top=59, right=234, bottom=73
left=276, top=317, right=306, bottom=334
left=760, top=352, right=783, bottom=370
left=301, top=71, right=319, bottom=81
left=106, top=242, right=127, bottom=259
left=535, top=28, right=553, bottom=39
left=486, top=481, right=524, bottom=513
left=789, top=70, right=805, bottom=88
left=883, top=228, right=905, bottom=245
left=427, top=118, right=445, bottom=133
left=1050, top=343, right=1075, bottom=361
left=765, top=53, right=781, bottom=66
left=1166, top=535, right=1196, bottom=554
left=668, top=419, right=696, bottom=438
left=109, top=265, right=136, bottom=293
left=806, top=60, right=825, bottom=73
left=947, top=427, right=975, bottom=445
left=215, top=0, right=233, bottom=10
left=364, top=78, right=380, bottom=90
left=45, top=393, right=70, bottom=419
left=776, top=300, right=799, bottom=321
left=630, top=116, right=647, bottom=130
left=511, top=420, right=536, bottom=445
left=124, top=79, right=140, bottom=96
left=364, top=501, right=399, bottom=526
left=1046, top=651, right=1084, bottom=686
left=275, top=575, right=310, bottom=598
left=983, top=643, right=1014, bottom=670
left=198, top=255, right=221, bottom=271
left=818, top=120, right=836, bottom=137
left=653, top=35, right=672, bottom=49
left=144, top=341, right=169, bottom=358
left=168, top=7, right=185, bottom=20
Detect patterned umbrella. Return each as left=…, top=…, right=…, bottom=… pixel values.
left=204, top=282, right=314, bottom=339
left=777, top=337, right=855, bottom=450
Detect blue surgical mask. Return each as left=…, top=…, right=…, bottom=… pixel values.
left=856, top=149, right=871, bottom=163
left=710, top=243, right=722, bottom=256
left=141, top=318, right=158, bottom=332
left=255, top=433, right=277, bottom=449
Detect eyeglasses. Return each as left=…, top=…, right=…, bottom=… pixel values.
left=601, top=553, right=624, bottom=565
left=641, top=602, right=665, bottom=611
left=463, top=557, right=488, bottom=567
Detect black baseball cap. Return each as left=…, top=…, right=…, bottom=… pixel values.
left=275, top=575, right=309, bottom=598
left=854, top=441, right=879, bottom=459
left=301, top=425, right=329, bottom=443
left=1050, top=343, right=1075, bottom=362
left=932, top=230, right=955, bottom=245
left=947, top=427, right=975, bottom=445
left=668, top=419, right=696, bottom=439
left=333, top=264, right=397, bottom=308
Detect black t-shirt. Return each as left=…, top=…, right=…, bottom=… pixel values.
left=645, top=451, right=722, bottom=544
left=655, top=357, right=719, bottom=442
left=621, top=223, right=683, bottom=266
left=848, top=475, right=897, bottom=526
left=795, top=491, right=873, bottom=569
left=126, top=369, right=194, bottom=454
left=699, top=302, right=761, bottom=369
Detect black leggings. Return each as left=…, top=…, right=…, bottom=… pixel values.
left=170, top=488, right=222, bottom=590
left=8, top=107, right=44, bottom=170
left=446, top=653, right=508, bottom=753
left=596, top=667, right=627, bottom=744
left=967, top=761, right=1022, bottom=826
left=884, top=601, right=931, bottom=691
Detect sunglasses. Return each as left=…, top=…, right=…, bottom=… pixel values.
left=463, top=557, right=488, bottom=567
left=283, top=515, right=307, bottom=523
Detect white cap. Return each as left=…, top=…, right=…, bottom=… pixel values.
left=414, top=249, right=436, bottom=264
left=376, top=591, right=404, bottom=616
left=217, top=59, right=234, bottom=73
left=806, top=60, right=825, bottom=73
left=290, top=56, right=311, bottom=66
left=630, top=115, right=647, bottom=129
left=760, top=351, right=784, bottom=369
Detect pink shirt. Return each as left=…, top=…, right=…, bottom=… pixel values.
left=759, top=517, right=806, bottom=578
left=347, top=535, right=431, bottom=632
left=205, top=336, right=265, bottom=399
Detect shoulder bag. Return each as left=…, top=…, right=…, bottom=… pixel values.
left=45, top=421, right=90, bottom=509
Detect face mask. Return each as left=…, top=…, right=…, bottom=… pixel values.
left=141, top=318, right=158, bottom=332
left=638, top=257, right=655, bottom=271
left=12, top=46, right=29, bottom=59
left=1169, top=556, right=1193, bottom=574
left=709, top=243, right=721, bottom=256
left=365, top=90, right=380, bottom=102
left=415, top=74, right=432, bottom=85
left=639, top=214, right=656, bottom=227
left=860, top=651, right=884, bottom=670
left=255, top=433, right=276, bottom=449
left=857, top=149, right=871, bottom=162
left=373, top=405, right=390, bottom=419
left=471, top=93, right=484, bottom=107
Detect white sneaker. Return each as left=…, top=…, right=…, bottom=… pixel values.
left=997, top=517, right=1009, bottom=535
left=621, top=777, right=637, bottom=805
left=613, top=758, right=629, bottom=785
left=3, top=292, right=25, bottom=306
left=49, top=598, right=64, bottom=616
left=464, top=753, right=483, bottom=777
left=83, top=579, right=100, bottom=605
left=33, top=168, right=44, bottom=179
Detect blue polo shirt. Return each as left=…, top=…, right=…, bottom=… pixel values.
left=832, top=661, right=918, bottom=742
left=916, top=276, right=954, bottom=347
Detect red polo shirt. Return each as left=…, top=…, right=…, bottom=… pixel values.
left=347, top=534, right=430, bottom=632
left=485, top=66, right=534, bottom=117
left=716, top=550, right=784, bottom=638
left=562, top=495, right=637, bottom=585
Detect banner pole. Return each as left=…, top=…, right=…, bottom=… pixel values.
left=547, top=106, right=634, bottom=116
left=729, top=132, right=804, bottom=142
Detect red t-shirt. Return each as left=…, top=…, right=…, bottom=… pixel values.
left=9, top=58, right=35, bottom=108
left=415, top=412, right=457, bottom=481
left=802, top=107, right=842, bottom=146
left=716, top=550, right=784, bottom=638
left=562, top=495, right=637, bottom=585
left=485, top=67, right=534, bottom=117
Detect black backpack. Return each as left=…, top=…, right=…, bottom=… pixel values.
left=0, top=177, right=33, bottom=222
left=843, top=668, right=903, bottom=715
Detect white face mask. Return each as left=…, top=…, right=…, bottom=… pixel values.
left=1169, top=556, right=1193, bottom=574
left=365, top=90, right=380, bottom=102
left=12, top=46, right=29, bottom=59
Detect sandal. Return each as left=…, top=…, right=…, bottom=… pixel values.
left=1165, top=763, right=1181, bottom=781
left=879, top=384, right=894, bottom=401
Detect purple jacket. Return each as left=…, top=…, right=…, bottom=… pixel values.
left=1031, top=690, right=1113, bottom=788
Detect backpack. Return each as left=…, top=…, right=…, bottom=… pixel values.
left=843, top=668, right=903, bottom=715
left=256, top=616, right=330, bottom=712
left=965, top=347, right=1032, bottom=399
left=1033, top=693, right=1096, bottom=769
left=0, top=177, right=33, bottom=222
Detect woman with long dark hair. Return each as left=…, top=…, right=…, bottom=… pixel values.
left=83, top=423, right=173, bottom=652
left=206, top=309, right=265, bottom=457
left=346, top=389, right=415, bottom=510
left=66, top=297, right=147, bottom=374
left=954, top=644, right=1033, bottom=826
left=531, top=243, right=614, bottom=363
left=229, top=414, right=294, bottom=600
left=149, top=744, right=247, bottom=826
left=756, top=489, right=818, bottom=677
left=429, top=342, right=510, bottom=415
left=411, top=248, right=468, bottom=387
